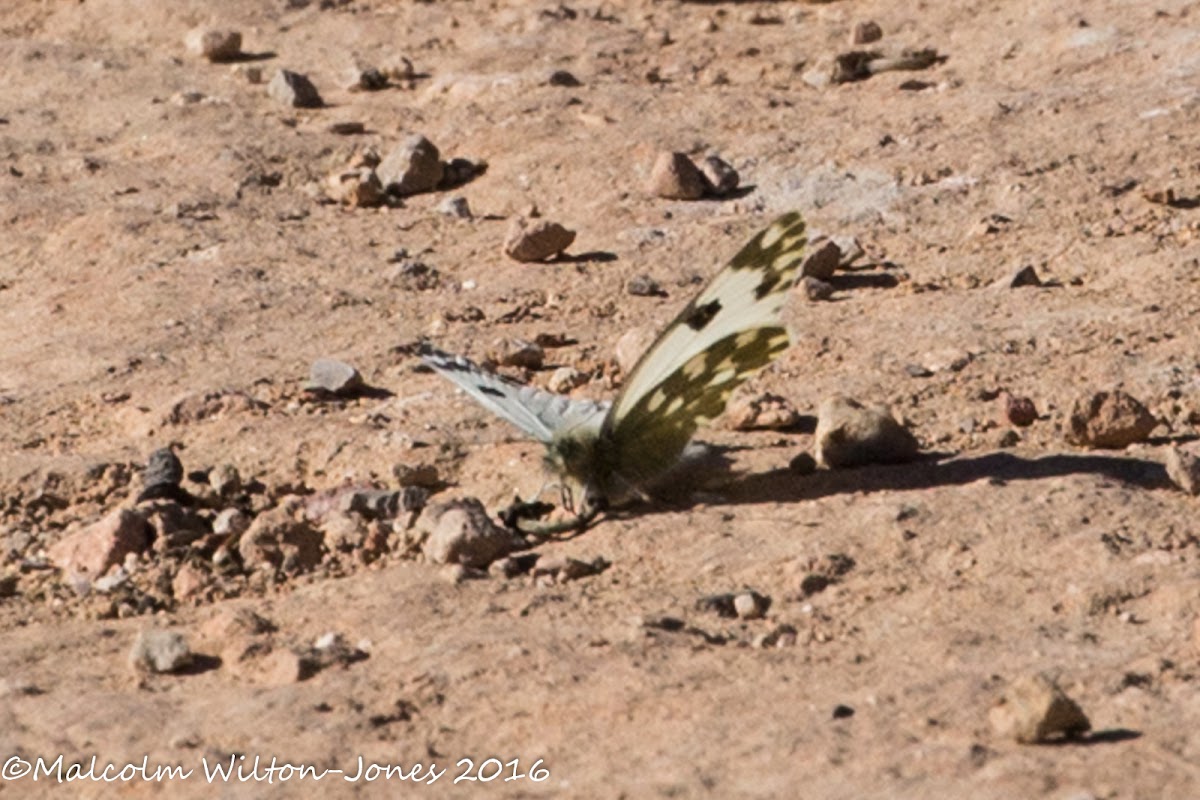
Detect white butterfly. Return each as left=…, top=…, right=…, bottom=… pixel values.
left=423, top=212, right=808, bottom=531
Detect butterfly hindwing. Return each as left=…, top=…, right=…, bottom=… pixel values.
left=600, top=212, right=807, bottom=484
left=421, top=347, right=608, bottom=443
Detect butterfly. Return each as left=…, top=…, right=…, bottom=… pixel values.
left=422, top=212, right=808, bottom=532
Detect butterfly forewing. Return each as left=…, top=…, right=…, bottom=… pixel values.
left=600, top=212, right=807, bottom=483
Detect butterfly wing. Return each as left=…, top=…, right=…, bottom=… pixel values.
left=421, top=346, right=608, bottom=443
left=598, top=212, right=808, bottom=485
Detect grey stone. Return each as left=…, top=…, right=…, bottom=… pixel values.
left=699, top=155, right=739, bottom=196
left=268, top=69, right=323, bottom=108
left=377, top=135, right=444, bottom=196
left=801, top=238, right=842, bottom=280
left=421, top=498, right=518, bottom=568
left=129, top=629, right=193, bottom=673
left=437, top=195, right=472, bottom=219
left=815, top=395, right=919, bottom=468
left=989, top=673, right=1091, bottom=743
left=1165, top=445, right=1200, bottom=495
left=185, top=28, right=243, bottom=62
left=308, top=358, right=363, bottom=395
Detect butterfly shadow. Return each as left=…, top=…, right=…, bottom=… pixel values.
left=646, top=450, right=1173, bottom=513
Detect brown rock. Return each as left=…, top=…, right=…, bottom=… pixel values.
left=421, top=498, right=518, bottom=568
left=815, top=396, right=919, bottom=468
left=184, top=28, right=243, bottom=62
left=1164, top=445, right=1200, bottom=495
left=1004, top=394, right=1038, bottom=427
left=851, top=21, right=883, bottom=45
left=377, top=135, right=444, bottom=196
left=801, top=237, right=842, bottom=280
left=1066, top=390, right=1157, bottom=449
left=489, top=338, right=545, bottom=369
left=171, top=562, right=209, bottom=602
left=237, top=501, right=324, bottom=574
left=502, top=217, right=576, bottom=262
left=48, top=508, right=150, bottom=578
left=327, top=168, right=385, bottom=207
left=725, top=392, right=801, bottom=431
left=647, top=152, right=707, bottom=200
left=989, top=673, right=1091, bottom=743
left=799, top=275, right=834, bottom=301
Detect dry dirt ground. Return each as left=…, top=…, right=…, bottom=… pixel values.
left=3, top=0, right=1200, bottom=797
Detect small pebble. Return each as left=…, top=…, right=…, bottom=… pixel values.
left=989, top=673, right=1091, bottom=743
left=815, top=395, right=919, bottom=468
left=437, top=195, right=472, bottom=219
left=801, top=238, right=842, bottom=280
left=1164, top=445, right=1200, bottom=495
left=129, top=629, right=193, bottom=674
left=699, top=155, right=739, bottom=196
left=547, top=69, right=582, bottom=87
left=850, top=21, right=883, bottom=45
left=377, top=135, right=443, bottom=196
left=502, top=217, right=576, bottom=262
left=267, top=69, right=323, bottom=108
left=725, top=392, right=801, bottom=431
left=307, top=358, right=363, bottom=395
left=993, top=264, right=1042, bottom=289
left=1005, top=394, right=1038, bottom=427
left=799, top=276, right=834, bottom=301
left=185, top=28, right=243, bottom=63
left=421, top=498, right=519, bottom=568
left=647, top=152, right=707, bottom=200
left=1066, top=390, right=1156, bottom=449
left=627, top=274, right=665, bottom=297
left=733, top=591, right=769, bottom=619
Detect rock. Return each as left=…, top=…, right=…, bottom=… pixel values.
left=327, top=168, right=385, bottom=207
left=489, top=338, right=545, bottom=369
left=502, top=217, right=576, bottom=262
left=212, top=508, right=250, bottom=538
left=307, top=358, right=363, bottom=395
left=267, top=69, right=323, bottom=109
left=172, top=562, right=209, bottom=601
left=832, top=235, right=865, bottom=267
left=237, top=502, right=324, bottom=574
left=753, top=623, right=798, bottom=648
left=437, top=195, right=472, bottom=219
left=1004, top=394, right=1038, bottom=427
left=344, top=65, right=389, bottom=92
left=230, top=63, right=264, bottom=84
left=48, top=508, right=150, bottom=578
left=989, top=673, right=1092, bottom=743
left=614, top=327, right=656, bottom=374
left=801, top=237, right=842, bottom=280
left=209, top=464, right=241, bottom=498
left=1066, top=390, right=1157, bottom=449
left=993, top=264, right=1042, bottom=289
left=143, top=501, right=209, bottom=549
left=922, top=348, right=971, bottom=373
left=733, top=591, right=769, bottom=619
left=547, top=69, right=582, bottom=87
left=0, top=573, right=17, bottom=598
left=442, top=157, right=484, bottom=188
left=199, top=606, right=275, bottom=642
left=393, top=463, right=441, bottom=489
left=789, top=452, right=817, bottom=474
left=377, top=135, right=444, bottom=196
left=699, top=155, right=739, bottom=196
left=129, top=629, right=193, bottom=674
left=799, top=275, right=834, bottom=301
left=328, top=121, right=366, bottom=135
left=421, top=498, right=518, bottom=568
left=1164, top=445, right=1200, bottom=495
left=725, top=392, right=801, bottom=431
left=546, top=366, right=586, bottom=393
left=184, top=28, right=243, bottom=62
left=815, top=396, right=919, bottom=468
left=851, top=21, right=883, bottom=45
left=647, top=152, right=707, bottom=200
left=531, top=555, right=609, bottom=584
left=342, top=487, right=427, bottom=520
left=137, top=447, right=185, bottom=503
left=627, top=274, right=666, bottom=297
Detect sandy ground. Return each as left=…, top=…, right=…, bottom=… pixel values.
left=3, top=0, right=1200, bottom=797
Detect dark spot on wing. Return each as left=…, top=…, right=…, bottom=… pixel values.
left=754, top=272, right=781, bottom=300
left=478, top=385, right=506, bottom=398
left=685, top=299, right=722, bottom=331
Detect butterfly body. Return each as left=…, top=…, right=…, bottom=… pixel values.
left=422, top=212, right=808, bottom=529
